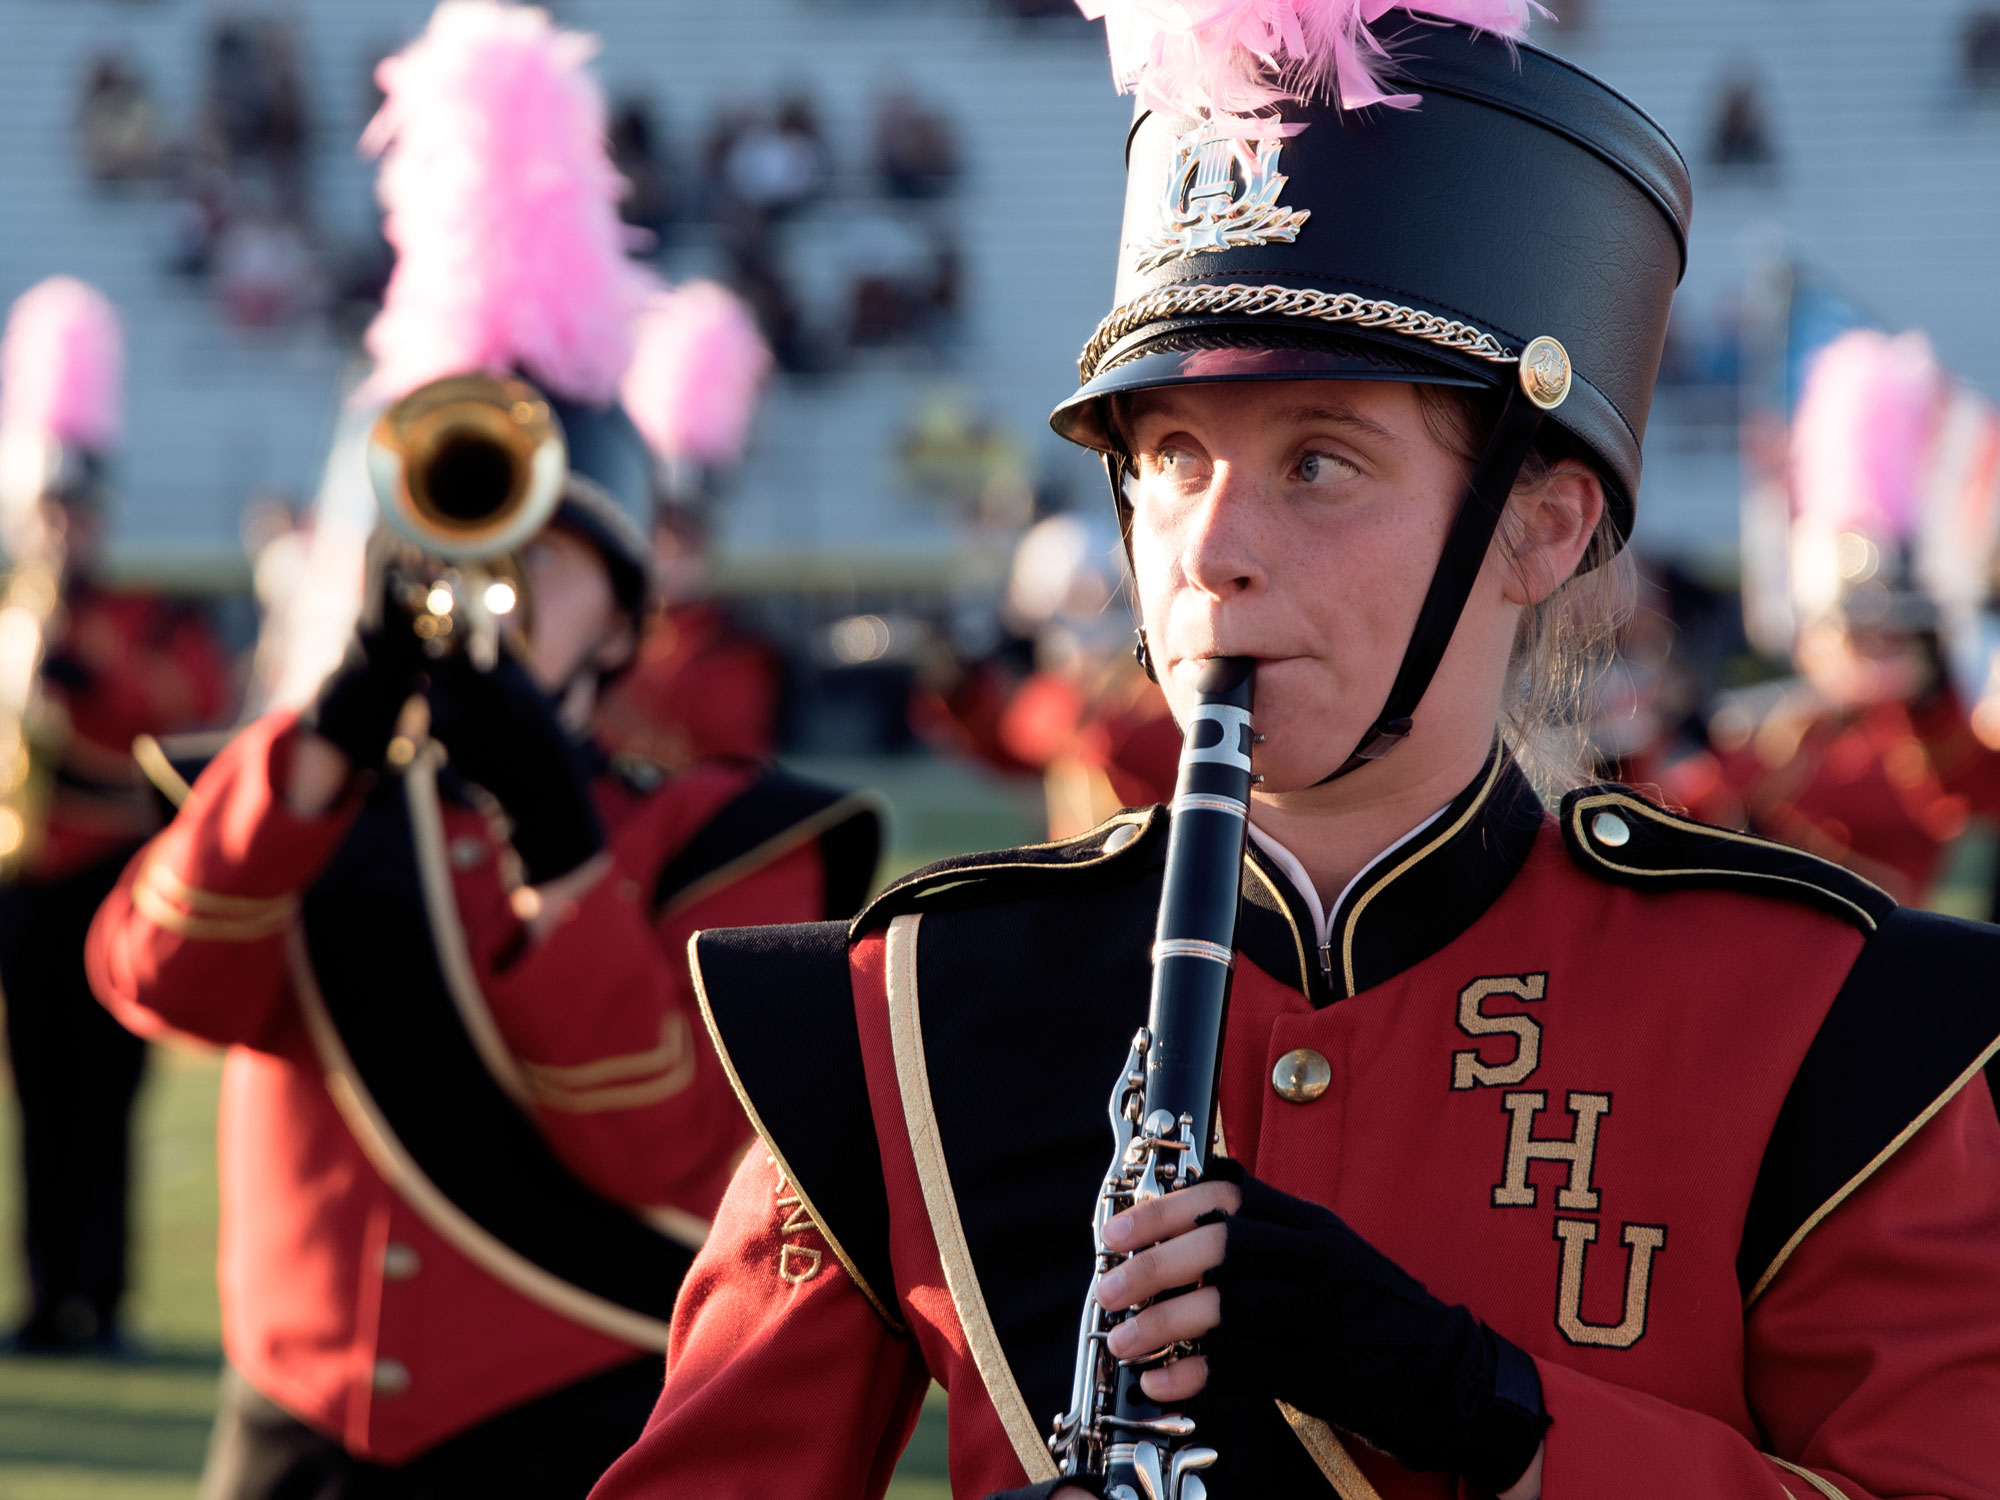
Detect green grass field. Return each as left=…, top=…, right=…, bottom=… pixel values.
left=0, top=754, right=1043, bottom=1499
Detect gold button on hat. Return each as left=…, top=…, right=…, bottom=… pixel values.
left=1271, top=1048, right=1332, bottom=1104
left=381, top=1242, right=422, bottom=1281
left=1518, top=335, right=1573, bottom=410
left=372, top=1358, right=412, bottom=1397
left=1591, top=810, right=1632, bottom=848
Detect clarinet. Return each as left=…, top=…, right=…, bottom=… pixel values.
left=1048, top=655, right=1256, bottom=1500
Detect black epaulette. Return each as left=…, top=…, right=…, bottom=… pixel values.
left=651, top=767, right=886, bottom=923
left=1559, top=785, right=1896, bottom=932
left=853, top=805, right=1164, bottom=936
left=692, top=919, right=905, bottom=1329
left=1740, top=906, right=2000, bottom=1300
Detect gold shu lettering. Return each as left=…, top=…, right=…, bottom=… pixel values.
left=1493, top=1091, right=1610, bottom=1210
left=1553, top=1219, right=1666, bottom=1348
left=1451, top=974, right=1547, bottom=1089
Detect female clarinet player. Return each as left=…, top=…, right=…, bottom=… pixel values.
left=592, top=4, right=2000, bottom=1498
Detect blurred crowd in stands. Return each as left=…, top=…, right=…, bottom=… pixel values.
left=75, top=24, right=967, bottom=366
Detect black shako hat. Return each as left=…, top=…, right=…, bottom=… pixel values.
left=1052, top=21, right=1691, bottom=539
left=544, top=394, right=656, bottom=628
left=1050, top=15, right=1690, bottom=782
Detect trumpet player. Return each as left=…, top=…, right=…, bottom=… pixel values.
left=0, top=277, right=228, bottom=1355
left=85, top=6, right=877, bottom=1496
left=594, top=5, right=2000, bottom=1499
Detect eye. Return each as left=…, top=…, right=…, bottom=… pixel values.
left=1296, top=449, right=1358, bottom=487
left=1134, top=438, right=1208, bottom=492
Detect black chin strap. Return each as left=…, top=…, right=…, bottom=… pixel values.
left=1315, top=382, right=1547, bottom=785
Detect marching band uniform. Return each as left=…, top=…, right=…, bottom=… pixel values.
left=1669, top=681, right=2000, bottom=906
left=598, top=595, right=782, bottom=770
left=594, top=8, right=2000, bottom=1500
left=87, top=690, right=872, bottom=1475
left=0, top=277, right=229, bottom=1353
left=86, top=6, right=879, bottom=1493
left=988, top=512, right=1177, bottom=838
left=1663, top=330, right=2000, bottom=907
left=997, top=659, right=1178, bottom=839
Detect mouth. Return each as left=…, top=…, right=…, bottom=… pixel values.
left=1172, top=652, right=1300, bottom=675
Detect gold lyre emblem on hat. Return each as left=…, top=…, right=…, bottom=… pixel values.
left=1130, top=126, right=1311, bottom=274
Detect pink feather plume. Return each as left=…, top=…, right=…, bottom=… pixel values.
left=1792, top=329, right=1943, bottom=543
left=0, top=277, right=124, bottom=451
left=360, top=0, right=655, bottom=406
left=1075, top=0, right=1543, bottom=120
left=620, top=283, right=773, bottom=468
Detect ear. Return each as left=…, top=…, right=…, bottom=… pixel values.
left=1500, top=460, right=1605, bottom=607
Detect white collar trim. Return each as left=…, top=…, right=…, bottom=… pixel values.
left=1246, top=804, right=1450, bottom=953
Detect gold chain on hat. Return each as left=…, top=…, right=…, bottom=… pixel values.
left=1078, top=283, right=1519, bottom=381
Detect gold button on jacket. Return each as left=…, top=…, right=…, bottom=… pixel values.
left=1271, top=1047, right=1332, bottom=1103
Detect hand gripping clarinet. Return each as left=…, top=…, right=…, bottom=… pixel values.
left=1048, top=655, right=1256, bottom=1500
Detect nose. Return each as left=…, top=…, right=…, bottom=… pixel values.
left=1180, top=461, right=1265, bottom=601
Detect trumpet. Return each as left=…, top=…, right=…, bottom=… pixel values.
left=365, top=373, right=567, bottom=668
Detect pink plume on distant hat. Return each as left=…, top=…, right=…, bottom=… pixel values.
left=1791, top=328, right=1943, bottom=544
left=620, top=283, right=773, bottom=467
left=360, top=0, right=655, bottom=406
left=1074, top=0, right=1544, bottom=121
left=0, top=277, right=124, bottom=452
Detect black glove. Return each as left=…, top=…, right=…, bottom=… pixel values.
left=424, top=651, right=605, bottom=886
left=1199, top=1159, right=1547, bottom=1495
left=302, top=567, right=428, bottom=771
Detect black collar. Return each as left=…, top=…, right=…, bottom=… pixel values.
left=1237, top=745, right=1544, bottom=1005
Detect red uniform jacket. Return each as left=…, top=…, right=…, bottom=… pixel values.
left=1667, top=689, right=2000, bottom=905
left=86, top=712, right=877, bottom=1462
left=597, top=602, right=780, bottom=769
left=999, top=671, right=1181, bottom=810
left=593, top=750, right=2000, bottom=1500
left=34, top=584, right=228, bottom=880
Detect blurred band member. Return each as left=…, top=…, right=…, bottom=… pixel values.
left=86, top=6, right=877, bottom=1495
left=1678, top=330, right=2000, bottom=906
left=599, top=283, right=782, bottom=769
left=0, top=277, right=227, bottom=1354
left=992, top=511, right=1177, bottom=837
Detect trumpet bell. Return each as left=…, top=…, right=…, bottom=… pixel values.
left=367, top=374, right=567, bottom=561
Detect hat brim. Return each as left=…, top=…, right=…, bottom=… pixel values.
left=1049, top=322, right=1490, bottom=451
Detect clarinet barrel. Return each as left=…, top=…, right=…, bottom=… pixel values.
left=1049, top=654, right=1255, bottom=1500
